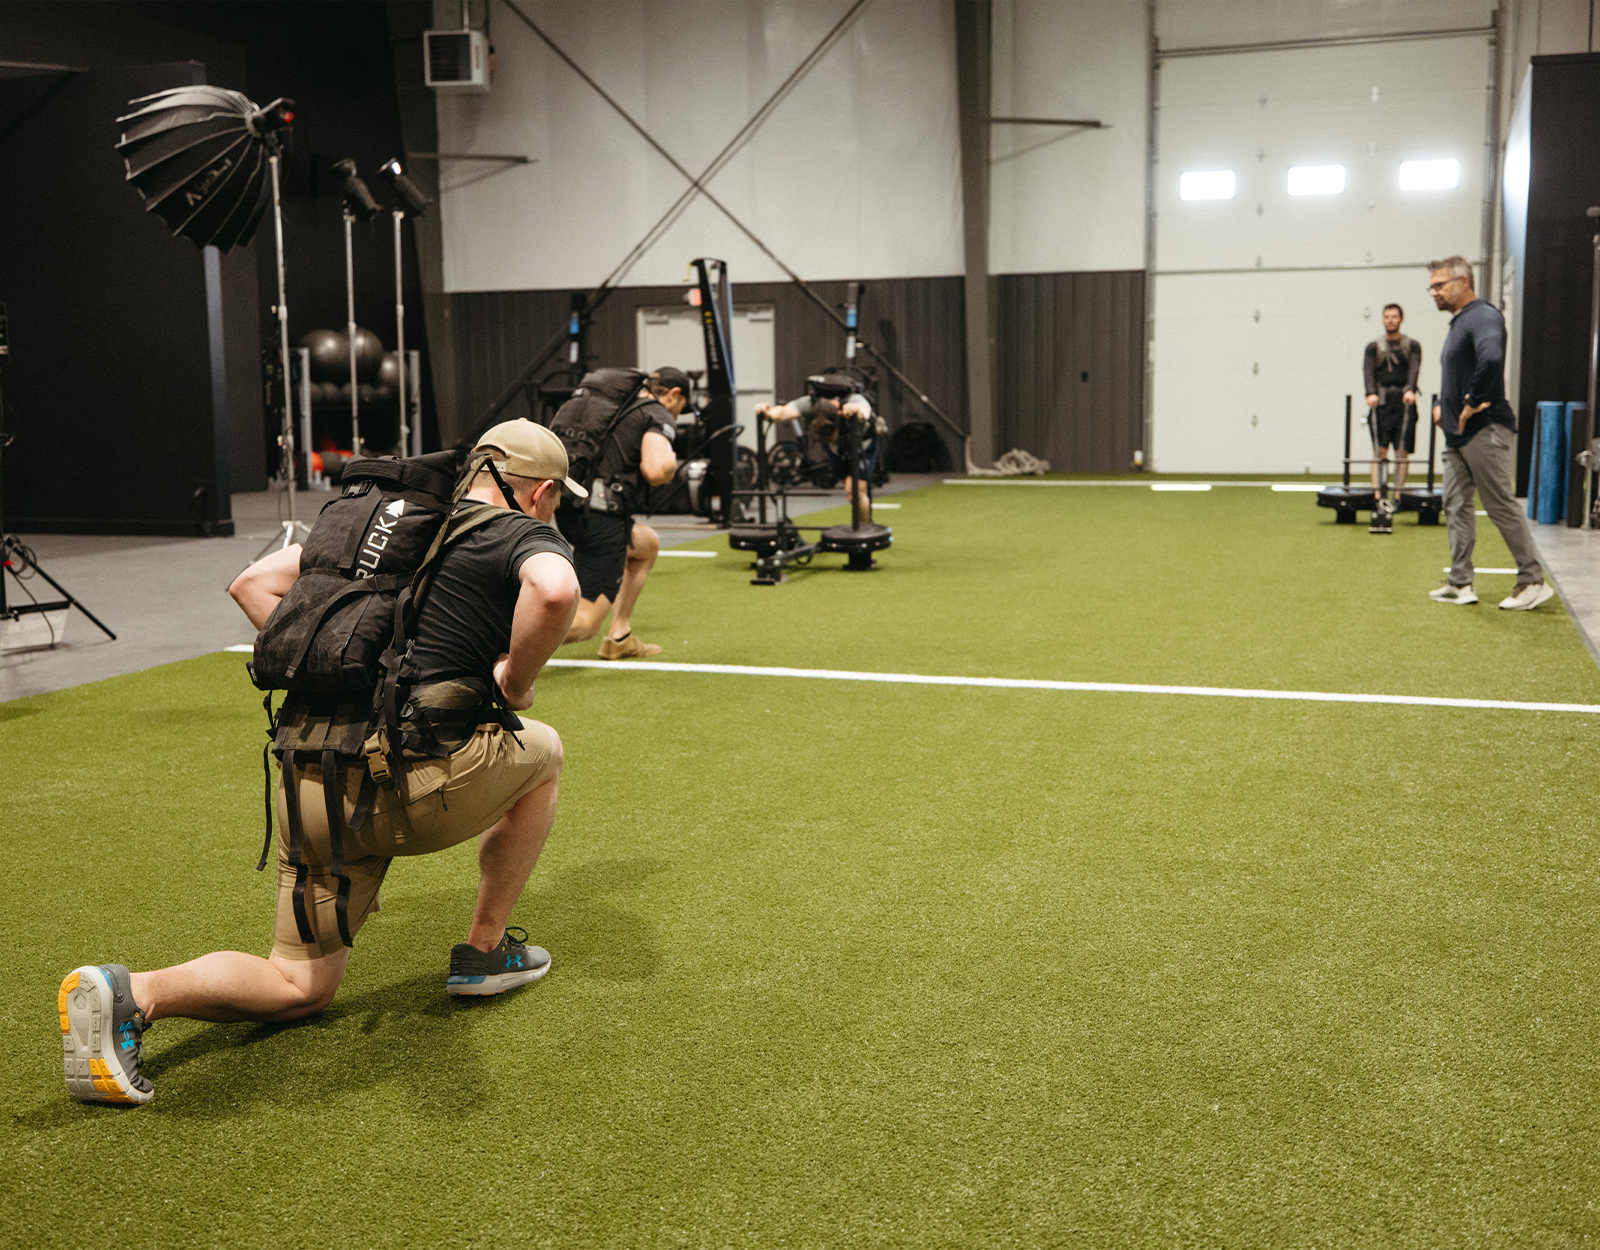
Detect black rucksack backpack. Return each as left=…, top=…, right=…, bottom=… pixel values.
left=248, top=449, right=521, bottom=949
left=548, top=368, right=650, bottom=508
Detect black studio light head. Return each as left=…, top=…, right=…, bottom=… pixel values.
left=377, top=158, right=430, bottom=218
left=332, top=159, right=381, bottom=221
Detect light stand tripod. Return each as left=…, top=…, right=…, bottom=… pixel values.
left=333, top=160, right=381, bottom=458
left=377, top=159, right=430, bottom=458
left=0, top=306, right=116, bottom=650
left=257, top=147, right=313, bottom=557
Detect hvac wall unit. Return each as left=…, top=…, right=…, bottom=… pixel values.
left=425, top=29, right=490, bottom=92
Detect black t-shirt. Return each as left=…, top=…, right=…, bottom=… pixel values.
left=409, top=508, right=573, bottom=686
left=596, top=399, right=675, bottom=507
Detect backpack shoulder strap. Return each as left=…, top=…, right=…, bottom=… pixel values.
left=588, top=375, right=653, bottom=467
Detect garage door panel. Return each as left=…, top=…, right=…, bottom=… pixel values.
left=1152, top=34, right=1489, bottom=472
left=1157, top=38, right=1486, bottom=272
left=1153, top=269, right=1455, bottom=474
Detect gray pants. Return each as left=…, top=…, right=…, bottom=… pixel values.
left=1443, top=422, right=1543, bottom=587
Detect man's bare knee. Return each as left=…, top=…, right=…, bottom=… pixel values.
left=565, top=599, right=607, bottom=642
left=627, top=525, right=659, bottom=565
left=267, top=952, right=345, bottom=1020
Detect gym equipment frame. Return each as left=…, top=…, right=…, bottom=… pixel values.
left=1317, top=393, right=1443, bottom=527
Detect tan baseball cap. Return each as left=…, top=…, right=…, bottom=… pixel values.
left=474, top=419, right=588, bottom=499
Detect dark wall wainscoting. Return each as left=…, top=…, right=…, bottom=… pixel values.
left=447, top=277, right=972, bottom=466
left=448, top=269, right=1145, bottom=474
left=995, top=270, right=1144, bottom=474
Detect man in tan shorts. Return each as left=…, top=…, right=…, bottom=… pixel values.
left=57, top=422, right=581, bottom=1106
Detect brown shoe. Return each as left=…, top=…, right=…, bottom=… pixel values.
left=597, top=632, right=662, bottom=660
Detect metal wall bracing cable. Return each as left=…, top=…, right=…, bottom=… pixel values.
left=472, top=0, right=867, bottom=438
left=598, top=0, right=871, bottom=292
left=483, top=0, right=967, bottom=444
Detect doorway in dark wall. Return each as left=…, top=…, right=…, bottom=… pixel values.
left=0, top=60, right=248, bottom=534
left=136, top=2, right=436, bottom=464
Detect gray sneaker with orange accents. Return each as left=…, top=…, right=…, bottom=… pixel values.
left=60, top=964, right=153, bottom=1105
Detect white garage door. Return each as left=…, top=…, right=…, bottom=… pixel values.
left=1150, top=34, right=1491, bottom=473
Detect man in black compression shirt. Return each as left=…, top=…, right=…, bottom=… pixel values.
left=55, top=422, right=581, bottom=1105
left=1363, top=304, right=1422, bottom=492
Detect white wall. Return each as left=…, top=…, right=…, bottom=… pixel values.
left=989, top=0, right=1149, bottom=274
left=435, top=0, right=962, bottom=292
left=1150, top=31, right=1493, bottom=472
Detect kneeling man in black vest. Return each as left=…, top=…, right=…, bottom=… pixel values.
left=55, top=422, right=580, bottom=1106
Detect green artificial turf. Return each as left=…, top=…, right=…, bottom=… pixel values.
left=4, top=485, right=1599, bottom=1247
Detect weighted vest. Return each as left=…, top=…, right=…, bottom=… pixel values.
left=248, top=451, right=522, bottom=949
left=549, top=368, right=650, bottom=511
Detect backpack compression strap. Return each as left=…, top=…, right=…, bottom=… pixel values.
left=376, top=501, right=518, bottom=794
left=322, top=746, right=354, bottom=948
left=278, top=748, right=317, bottom=946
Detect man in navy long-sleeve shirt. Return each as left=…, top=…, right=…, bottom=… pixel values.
left=1426, top=256, right=1552, bottom=611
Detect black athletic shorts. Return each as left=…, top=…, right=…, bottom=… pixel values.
left=555, top=504, right=632, bottom=603
left=1371, top=403, right=1416, bottom=454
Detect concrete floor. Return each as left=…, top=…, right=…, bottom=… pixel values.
left=0, top=475, right=942, bottom=702
left=1527, top=520, right=1600, bottom=663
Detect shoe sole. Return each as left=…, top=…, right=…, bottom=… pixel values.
left=1501, top=585, right=1556, bottom=610
left=1429, top=591, right=1477, bottom=605
left=597, top=647, right=662, bottom=660
left=446, top=960, right=551, bottom=997
left=59, top=967, right=150, bottom=1105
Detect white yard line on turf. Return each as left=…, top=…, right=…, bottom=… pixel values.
left=658, top=550, right=717, bottom=558
left=223, top=644, right=253, bottom=653
left=543, top=659, right=1600, bottom=715
left=943, top=479, right=1329, bottom=489
left=1446, top=567, right=1517, bottom=574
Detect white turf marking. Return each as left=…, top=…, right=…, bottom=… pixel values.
left=1271, top=484, right=1330, bottom=492
left=222, top=644, right=254, bottom=653
left=544, top=659, right=1600, bottom=715
left=658, top=550, right=717, bottom=558
left=873, top=502, right=902, bottom=509
left=1445, top=567, right=1517, bottom=575
left=943, top=479, right=1315, bottom=489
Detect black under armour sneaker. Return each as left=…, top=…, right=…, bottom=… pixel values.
left=59, top=964, right=153, bottom=1105
left=447, top=926, right=551, bottom=997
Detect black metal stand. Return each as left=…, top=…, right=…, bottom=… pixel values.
left=0, top=375, right=116, bottom=647
left=256, top=149, right=312, bottom=559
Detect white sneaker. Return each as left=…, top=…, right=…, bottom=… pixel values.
left=1429, top=583, right=1478, bottom=605
left=1499, top=582, right=1555, bottom=611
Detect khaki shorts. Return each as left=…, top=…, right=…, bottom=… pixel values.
left=272, top=718, right=561, bottom=960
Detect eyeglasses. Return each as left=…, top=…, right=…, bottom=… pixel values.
left=1428, top=277, right=1463, bottom=292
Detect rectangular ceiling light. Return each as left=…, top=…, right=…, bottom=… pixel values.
left=1179, top=170, right=1236, bottom=201
left=1286, top=164, right=1345, bottom=196
left=1398, top=158, right=1460, bottom=190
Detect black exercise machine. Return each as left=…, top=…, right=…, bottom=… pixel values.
left=694, top=269, right=889, bottom=584
left=1317, top=393, right=1443, bottom=527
